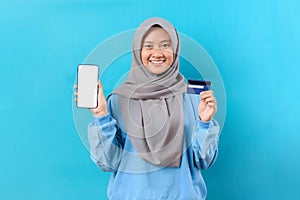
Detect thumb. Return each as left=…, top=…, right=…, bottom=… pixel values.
left=97, top=80, right=105, bottom=98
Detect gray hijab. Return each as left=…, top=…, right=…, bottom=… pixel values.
left=113, top=17, right=186, bottom=167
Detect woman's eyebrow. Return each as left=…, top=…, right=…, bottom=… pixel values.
left=142, top=40, right=172, bottom=45
left=160, top=40, right=172, bottom=43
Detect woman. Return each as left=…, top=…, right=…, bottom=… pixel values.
left=79, top=17, right=220, bottom=200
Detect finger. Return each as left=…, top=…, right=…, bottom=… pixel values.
left=205, top=96, right=216, bottom=104
left=97, top=80, right=106, bottom=98
left=207, top=102, right=216, bottom=107
left=200, top=90, right=213, bottom=99
left=200, top=90, right=213, bottom=95
left=74, top=85, right=78, bottom=93
left=201, top=94, right=215, bottom=103
left=207, top=101, right=217, bottom=110
left=74, top=92, right=78, bottom=96
left=89, top=108, right=96, bottom=112
left=97, top=80, right=102, bottom=90
left=209, top=103, right=217, bottom=114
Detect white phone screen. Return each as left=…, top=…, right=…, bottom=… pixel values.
left=77, top=64, right=99, bottom=108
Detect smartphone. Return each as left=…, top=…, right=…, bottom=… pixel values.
left=77, top=64, right=99, bottom=108
left=186, top=79, right=211, bottom=95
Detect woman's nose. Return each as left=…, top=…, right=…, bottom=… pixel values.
left=151, top=48, right=163, bottom=57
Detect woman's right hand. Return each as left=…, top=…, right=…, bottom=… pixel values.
left=74, top=80, right=109, bottom=117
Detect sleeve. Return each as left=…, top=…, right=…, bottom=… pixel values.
left=87, top=95, right=124, bottom=172
left=192, top=118, right=220, bottom=170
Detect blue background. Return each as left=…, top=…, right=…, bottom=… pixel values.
left=1, top=0, right=299, bottom=199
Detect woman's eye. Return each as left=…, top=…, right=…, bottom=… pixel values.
left=161, top=43, right=170, bottom=48
left=144, top=44, right=153, bottom=49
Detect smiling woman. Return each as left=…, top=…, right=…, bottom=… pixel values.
left=74, top=17, right=220, bottom=200
left=141, top=26, right=174, bottom=75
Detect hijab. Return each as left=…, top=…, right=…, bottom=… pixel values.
left=113, top=17, right=186, bottom=167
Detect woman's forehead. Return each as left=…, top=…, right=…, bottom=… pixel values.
left=142, top=27, right=171, bottom=42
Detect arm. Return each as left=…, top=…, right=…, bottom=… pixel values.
left=88, top=110, right=124, bottom=172
left=192, top=119, right=220, bottom=169
left=191, top=90, right=220, bottom=169
left=74, top=82, right=124, bottom=172
left=86, top=81, right=123, bottom=172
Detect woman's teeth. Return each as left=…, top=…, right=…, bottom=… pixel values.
left=151, top=60, right=164, bottom=64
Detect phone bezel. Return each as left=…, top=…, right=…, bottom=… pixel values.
left=76, top=64, right=99, bottom=109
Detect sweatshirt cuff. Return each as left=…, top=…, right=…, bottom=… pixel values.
left=196, top=119, right=211, bottom=130
left=94, top=113, right=112, bottom=125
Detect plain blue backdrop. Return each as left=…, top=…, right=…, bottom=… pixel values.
left=1, top=0, right=300, bottom=199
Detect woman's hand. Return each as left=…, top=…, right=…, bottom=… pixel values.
left=74, top=80, right=109, bottom=117
left=198, top=90, right=217, bottom=122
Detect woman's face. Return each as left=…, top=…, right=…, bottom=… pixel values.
left=141, top=27, right=174, bottom=75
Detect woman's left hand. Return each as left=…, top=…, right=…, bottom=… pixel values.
left=198, top=90, right=217, bottom=122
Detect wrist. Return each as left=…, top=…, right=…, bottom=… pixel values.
left=198, top=114, right=212, bottom=122
left=196, top=118, right=210, bottom=129
left=93, top=110, right=109, bottom=117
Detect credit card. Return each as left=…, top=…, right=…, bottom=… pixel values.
left=186, top=80, right=211, bottom=95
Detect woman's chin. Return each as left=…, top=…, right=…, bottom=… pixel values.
left=146, top=65, right=170, bottom=75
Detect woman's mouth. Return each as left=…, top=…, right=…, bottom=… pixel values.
left=150, top=59, right=165, bottom=65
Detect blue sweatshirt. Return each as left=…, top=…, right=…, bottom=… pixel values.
left=88, top=93, right=220, bottom=200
